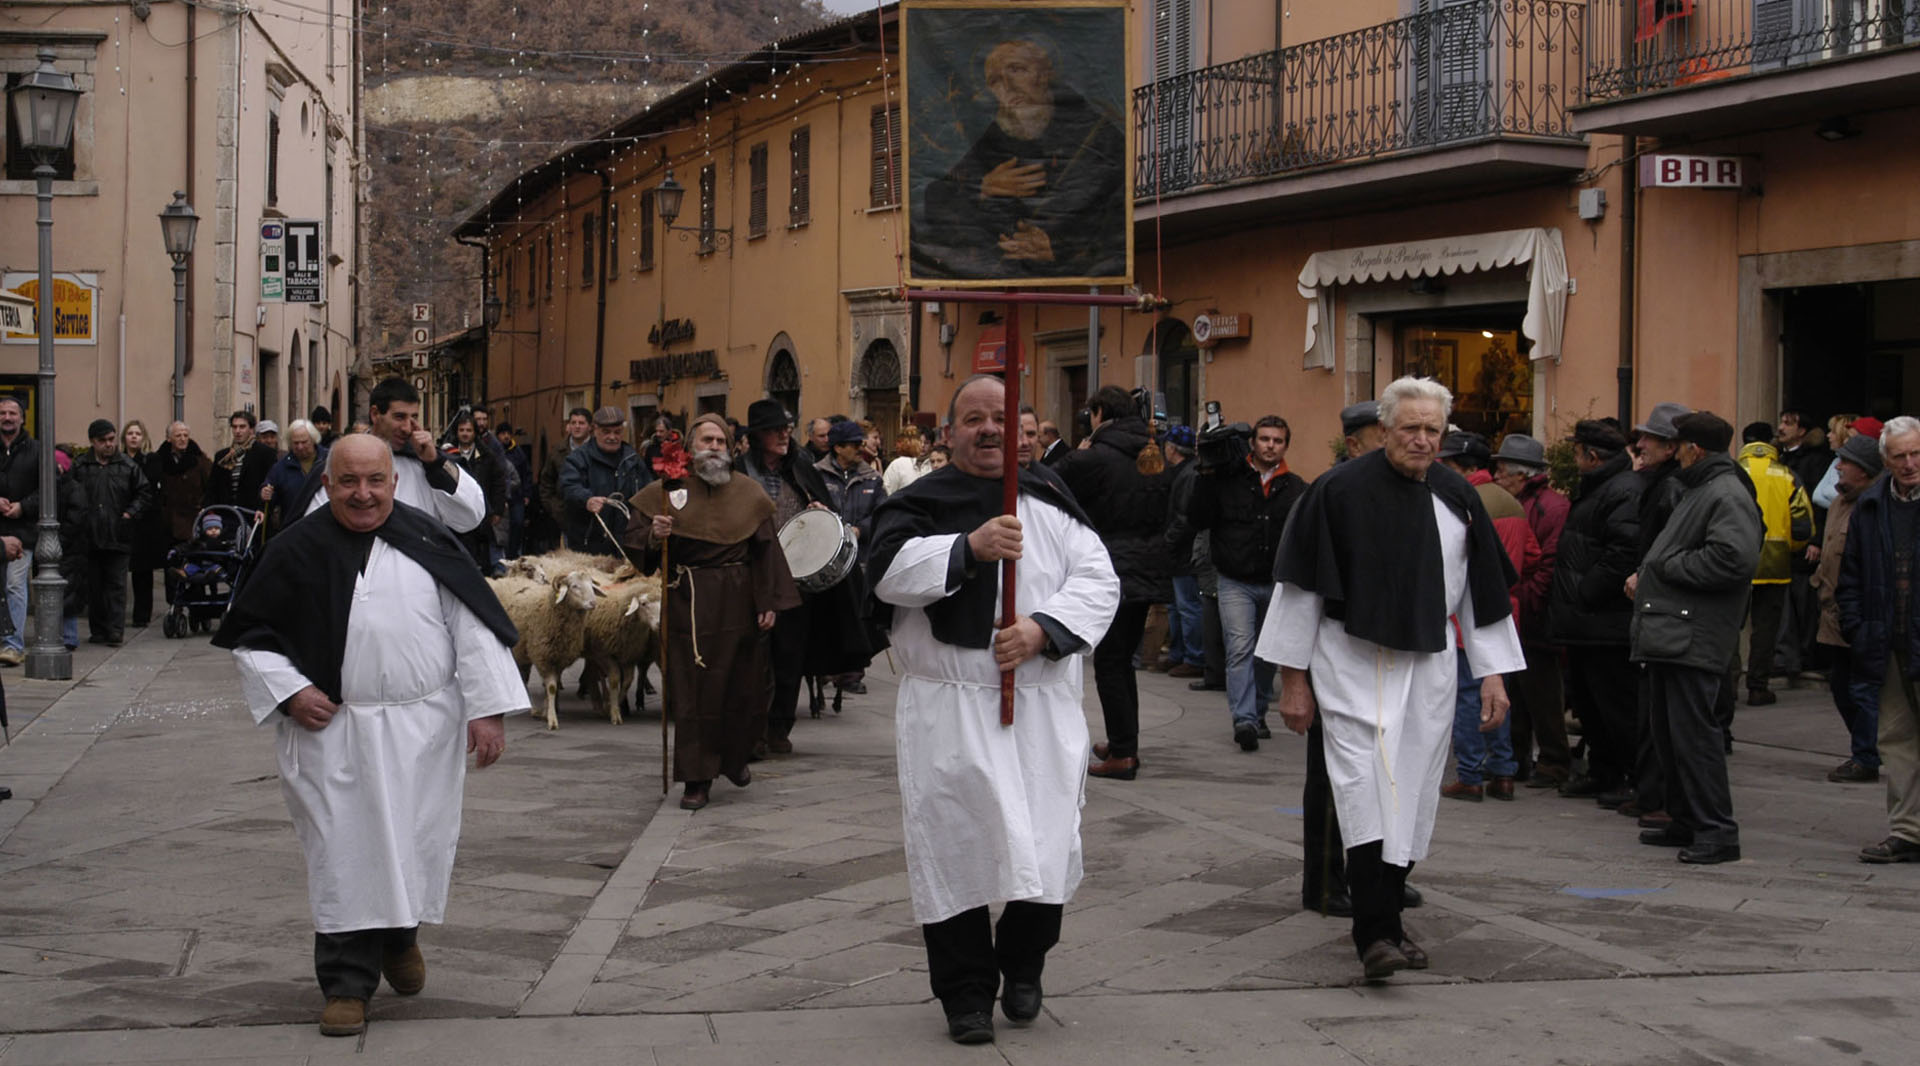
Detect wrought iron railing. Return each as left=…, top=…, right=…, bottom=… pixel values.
left=1584, top=0, right=1920, bottom=100
left=1134, top=0, right=1584, bottom=198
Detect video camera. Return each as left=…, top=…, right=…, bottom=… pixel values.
left=1196, top=419, right=1252, bottom=469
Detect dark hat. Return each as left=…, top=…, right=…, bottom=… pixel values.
left=1741, top=421, right=1775, bottom=446
left=1340, top=401, right=1380, bottom=436
left=827, top=420, right=866, bottom=446
left=1492, top=433, right=1547, bottom=469
left=1837, top=433, right=1884, bottom=478
left=1673, top=411, right=1735, bottom=453
left=310, top=405, right=334, bottom=423
left=1437, top=431, right=1491, bottom=465
left=1633, top=401, right=1691, bottom=440
left=746, top=399, right=791, bottom=434
left=1568, top=419, right=1627, bottom=452
left=591, top=406, right=625, bottom=427
left=87, top=418, right=115, bottom=440
left=1166, top=424, right=1196, bottom=449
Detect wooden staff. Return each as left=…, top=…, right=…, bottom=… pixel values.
left=999, top=302, right=1022, bottom=728
left=658, top=484, right=675, bottom=794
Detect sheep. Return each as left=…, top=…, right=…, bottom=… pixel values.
left=503, top=556, right=549, bottom=584
left=489, top=569, right=600, bottom=731
left=582, top=574, right=664, bottom=724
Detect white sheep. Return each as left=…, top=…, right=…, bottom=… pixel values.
left=489, top=569, right=599, bottom=731
left=582, top=575, right=664, bottom=724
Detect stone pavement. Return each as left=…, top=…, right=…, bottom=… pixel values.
left=2, top=620, right=1919, bottom=1064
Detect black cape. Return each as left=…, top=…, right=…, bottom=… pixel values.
left=213, top=499, right=519, bottom=704
left=867, top=463, right=1093, bottom=649
left=1272, top=448, right=1515, bottom=654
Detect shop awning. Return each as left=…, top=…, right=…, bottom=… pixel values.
left=1297, top=227, right=1569, bottom=369
left=0, top=288, right=32, bottom=339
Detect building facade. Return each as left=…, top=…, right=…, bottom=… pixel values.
left=0, top=1, right=359, bottom=447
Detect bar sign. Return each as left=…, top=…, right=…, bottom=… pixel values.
left=1639, top=154, right=1746, bottom=189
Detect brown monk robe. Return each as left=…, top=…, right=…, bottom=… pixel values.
left=626, top=414, right=801, bottom=810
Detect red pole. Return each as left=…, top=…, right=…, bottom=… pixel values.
left=999, top=302, right=1022, bottom=728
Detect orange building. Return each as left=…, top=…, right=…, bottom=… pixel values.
left=458, top=2, right=1920, bottom=479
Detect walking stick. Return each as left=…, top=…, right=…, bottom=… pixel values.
left=998, top=302, right=1023, bottom=728
left=649, top=434, right=689, bottom=796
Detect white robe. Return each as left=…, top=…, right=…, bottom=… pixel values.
left=305, top=451, right=486, bottom=533
left=875, top=495, right=1120, bottom=924
left=1257, top=495, right=1524, bottom=867
left=231, top=540, right=529, bottom=932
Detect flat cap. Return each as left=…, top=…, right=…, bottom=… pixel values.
left=1567, top=419, right=1627, bottom=452
left=827, top=420, right=866, bottom=446
left=591, top=406, right=625, bottom=427
left=1837, top=433, right=1884, bottom=478
left=1340, top=401, right=1380, bottom=436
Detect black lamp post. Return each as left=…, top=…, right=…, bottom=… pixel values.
left=9, top=48, right=79, bottom=681
left=654, top=167, right=730, bottom=251
left=159, top=191, right=199, bottom=424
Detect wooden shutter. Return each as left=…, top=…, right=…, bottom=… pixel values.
left=870, top=104, right=900, bottom=208
left=789, top=125, right=811, bottom=226
left=581, top=212, right=597, bottom=285
left=639, top=189, right=655, bottom=269
left=749, top=142, right=768, bottom=238
left=606, top=201, right=620, bottom=281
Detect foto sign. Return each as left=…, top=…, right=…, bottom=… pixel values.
left=260, top=221, right=285, bottom=302
left=284, top=220, right=323, bottom=303
left=411, top=303, right=432, bottom=323
left=409, top=326, right=431, bottom=347
left=1639, top=154, right=1746, bottom=189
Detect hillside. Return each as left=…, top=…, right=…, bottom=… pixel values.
left=362, top=0, right=832, bottom=360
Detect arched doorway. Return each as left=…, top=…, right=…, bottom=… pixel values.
left=858, top=339, right=902, bottom=438
left=1153, top=319, right=1200, bottom=428
left=767, top=345, right=800, bottom=424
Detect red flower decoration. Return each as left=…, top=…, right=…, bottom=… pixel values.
left=652, top=433, right=689, bottom=481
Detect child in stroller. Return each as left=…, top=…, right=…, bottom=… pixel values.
left=163, top=506, right=259, bottom=637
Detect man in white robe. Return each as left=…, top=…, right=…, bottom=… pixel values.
left=302, top=377, right=485, bottom=532
left=219, top=435, right=526, bottom=1036
left=870, top=375, right=1118, bottom=1045
left=1258, top=377, right=1523, bottom=982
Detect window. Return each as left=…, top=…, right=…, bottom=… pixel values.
left=582, top=212, right=597, bottom=285
left=525, top=244, right=537, bottom=306
left=748, top=141, right=768, bottom=239
left=324, top=158, right=335, bottom=253
left=267, top=103, right=282, bottom=207
left=505, top=252, right=516, bottom=308
left=607, top=201, right=620, bottom=281
left=544, top=231, right=554, bottom=298
left=639, top=189, right=655, bottom=270
left=789, top=125, right=811, bottom=226
left=869, top=103, right=900, bottom=208
left=699, top=164, right=716, bottom=254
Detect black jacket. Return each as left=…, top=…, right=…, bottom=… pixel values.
left=1838, top=477, right=1920, bottom=685
left=1631, top=453, right=1764, bottom=672
left=0, top=433, right=40, bottom=541
left=70, top=451, right=155, bottom=553
left=560, top=442, right=651, bottom=556
left=1162, top=457, right=1201, bottom=578
left=1549, top=452, right=1643, bottom=646
left=204, top=440, right=277, bottom=511
left=814, top=455, right=888, bottom=544
left=1192, top=457, right=1307, bottom=585
left=1056, top=415, right=1172, bottom=604
left=1635, top=458, right=1686, bottom=558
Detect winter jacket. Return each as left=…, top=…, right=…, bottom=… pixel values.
left=1469, top=471, right=1541, bottom=630
left=130, top=451, right=174, bottom=570
left=262, top=448, right=328, bottom=533
left=1813, top=484, right=1864, bottom=648
left=1191, top=456, right=1306, bottom=586
left=814, top=454, right=888, bottom=543
left=151, top=441, right=212, bottom=543
left=500, top=439, right=534, bottom=508
left=448, top=441, right=506, bottom=519
left=204, top=440, right=277, bottom=511
left=1737, top=442, right=1813, bottom=584
left=1837, top=476, right=1920, bottom=685
left=0, top=432, right=40, bottom=541
left=69, top=450, right=155, bottom=554
left=1635, top=459, right=1686, bottom=558
left=1056, top=414, right=1173, bottom=604
left=560, top=441, right=650, bottom=556
left=1781, top=439, right=1834, bottom=513
left=1549, top=452, right=1642, bottom=646
left=1512, top=472, right=1569, bottom=646
left=538, top=438, right=581, bottom=525
left=1162, top=456, right=1201, bottom=578
left=1630, top=453, right=1764, bottom=673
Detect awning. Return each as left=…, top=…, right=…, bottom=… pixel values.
left=1297, top=227, right=1569, bottom=369
left=0, top=288, right=32, bottom=339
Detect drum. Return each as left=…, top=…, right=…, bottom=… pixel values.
left=779, top=509, right=858, bottom=594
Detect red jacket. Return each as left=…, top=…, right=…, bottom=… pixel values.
left=1511, top=471, right=1568, bottom=645
left=1462, top=470, right=1541, bottom=643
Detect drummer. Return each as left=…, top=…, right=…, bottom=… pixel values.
left=813, top=419, right=891, bottom=697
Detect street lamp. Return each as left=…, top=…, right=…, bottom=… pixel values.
left=159, top=191, right=198, bottom=424
left=654, top=167, right=731, bottom=251
left=9, top=47, right=79, bottom=681
left=483, top=293, right=502, bottom=330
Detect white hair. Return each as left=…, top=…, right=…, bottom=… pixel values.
left=1377, top=376, right=1454, bottom=430
left=285, top=419, right=318, bottom=444
left=1881, top=416, right=1920, bottom=458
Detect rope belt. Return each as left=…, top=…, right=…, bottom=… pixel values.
left=665, top=560, right=746, bottom=669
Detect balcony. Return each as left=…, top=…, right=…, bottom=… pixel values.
left=1134, top=0, right=1589, bottom=233
left=1576, top=1, right=1920, bottom=136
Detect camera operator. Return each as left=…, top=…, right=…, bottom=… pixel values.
left=1191, top=415, right=1306, bottom=751
left=1057, top=386, right=1172, bottom=781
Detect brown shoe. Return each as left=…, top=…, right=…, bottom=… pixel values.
left=1092, top=741, right=1111, bottom=760
left=1637, top=810, right=1672, bottom=829
left=723, top=764, right=752, bottom=788
left=382, top=944, right=425, bottom=996
left=1360, top=940, right=1408, bottom=982
left=680, top=783, right=711, bottom=811
left=766, top=736, right=794, bottom=755
left=1166, top=662, right=1203, bottom=678
left=1440, top=781, right=1483, bottom=802
left=319, top=996, right=367, bottom=1037
left=1487, top=777, right=1516, bottom=801
left=1086, top=755, right=1139, bottom=781
left=1399, top=936, right=1430, bottom=970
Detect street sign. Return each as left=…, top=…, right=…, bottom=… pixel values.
left=412, top=351, right=430, bottom=370
left=410, top=303, right=432, bottom=323
left=260, top=222, right=285, bottom=302
left=284, top=220, right=323, bottom=303
left=409, top=326, right=430, bottom=347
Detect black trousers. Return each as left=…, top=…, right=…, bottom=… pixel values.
left=1745, top=584, right=1789, bottom=690
left=766, top=605, right=807, bottom=741
left=1509, top=643, right=1569, bottom=778
left=1301, top=710, right=1346, bottom=909
left=1566, top=644, right=1637, bottom=784
left=84, top=550, right=129, bottom=641
left=1200, top=590, right=1227, bottom=688
left=129, top=565, right=156, bottom=626
left=922, top=902, right=1061, bottom=1016
left=1092, top=601, right=1150, bottom=759
left=314, top=926, right=416, bottom=1000
left=1647, top=662, right=1738, bottom=846
left=1633, top=666, right=1665, bottom=812
left=1344, top=841, right=1410, bottom=956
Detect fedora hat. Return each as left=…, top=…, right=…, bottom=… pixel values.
left=1492, top=433, right=1547, bottom=470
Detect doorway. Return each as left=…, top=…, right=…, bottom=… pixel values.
left=1779, top=279, right=1920, bottom=422
left=260, top=348, right=282, bottom=428
left=1155, top=320, right=1199, bottom=428
left=860, top=339, right=903, bottom=436
left=1394, top=308, right=1531, bottom=440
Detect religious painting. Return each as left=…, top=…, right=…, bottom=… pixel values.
left=903, top=1, right=1133, bottom=288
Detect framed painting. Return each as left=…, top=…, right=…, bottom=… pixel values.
left=902, top=0, right=1133, bottom=288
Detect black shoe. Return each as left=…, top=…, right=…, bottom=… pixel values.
left=946, top=1011, right=995, bottom=1044
left=87, top=634, right=108, bottom=645
left=1595, top=787, right=1634, bottom=810
left=1256, top=719, right=1272, bottom=740
left=0, top=786, right=11, bottom=802
left=1305, top=887, right=1353, bottom=918
left=1640, top=826, right=1694, bottom=847
left=1859, top=836, right=1920, bottom=863
left=1402, top=883, right=1423, bottom=909
left=1360, top=939, right=1408, bottom=982
left=1679, top=842, right=1741, bottom=864
left=1000, top=980, right=1041, bottom=1024
left=1188, top=679, right=1225, bottom=691
left=1746, top=687, right=1776, bottom=706
left=1828, top=760, right=1880, bottom=783
left=1234, top=722, right=1259, bottom=752
left=1558, top=774, right=1609, bottom=799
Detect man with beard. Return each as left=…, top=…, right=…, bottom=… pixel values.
left=913, top=38, right=1127, bottom=281
left=869, top=374, right=1118, bottom=1044
left=303, top=379, right=486, bottom=535
left=629, top=415, right=801, bottom=811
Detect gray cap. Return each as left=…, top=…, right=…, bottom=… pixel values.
left=1837, top=433, right=1884, bottom=478
left=1340, top=401, right=1380, bottom=436
left=1633, top=401, right=1691, bottom=440
left=591, top=405, right=625, bottom=427
left=256, top=419, right=279, bottom=435
left=1492, top=433, right=1547, bottom=469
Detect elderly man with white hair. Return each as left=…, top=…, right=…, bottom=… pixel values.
left=1256, top=376, right=1523, bottom=981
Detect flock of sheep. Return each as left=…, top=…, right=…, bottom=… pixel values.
left=487, top=549, right=664, bottom=731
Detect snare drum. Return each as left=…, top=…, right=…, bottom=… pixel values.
left=779, top=509, right=858, bottom=594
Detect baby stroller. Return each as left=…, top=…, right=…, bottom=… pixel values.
left=161, top=506, right=262, bottom=638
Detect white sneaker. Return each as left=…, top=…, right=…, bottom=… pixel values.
left=0, top=647, right=23, bottom=666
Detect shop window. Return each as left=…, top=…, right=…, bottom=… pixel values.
left=1394, top=319, right=1532, bottom=440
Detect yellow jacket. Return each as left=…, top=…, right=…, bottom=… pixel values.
left=1738, top=442, right=1813, bottom=585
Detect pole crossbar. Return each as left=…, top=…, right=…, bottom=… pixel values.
left=901, top=289, right=1166, bottom=310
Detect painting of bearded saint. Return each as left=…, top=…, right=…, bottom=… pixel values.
left=905, top=3, right=1132, bottom=286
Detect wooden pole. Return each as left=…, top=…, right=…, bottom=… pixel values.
left=658, top=498, right=673, bottom=794
left=999, top=302, right=1022, bottom=728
